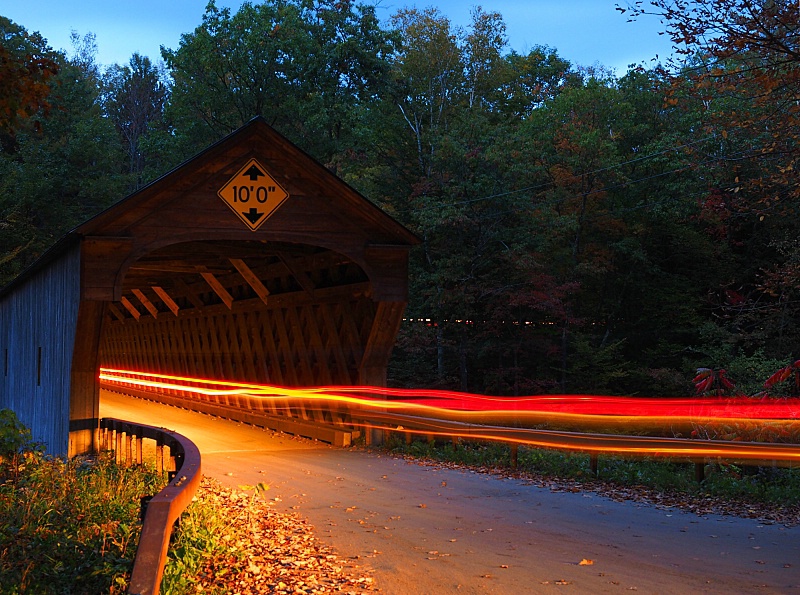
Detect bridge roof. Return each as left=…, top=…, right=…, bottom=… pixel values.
left=1, top=117, right=419, bottom=300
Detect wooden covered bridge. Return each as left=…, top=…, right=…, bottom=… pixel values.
left=0, top=117, right=418, bottom=456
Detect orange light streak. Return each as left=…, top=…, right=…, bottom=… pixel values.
left=99, top=368, right=800, bottom=461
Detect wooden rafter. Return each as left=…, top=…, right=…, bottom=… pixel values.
left=175, top=278, right=206, bottom=309
left=119, top=296, right=141, bottom=321
left=107, top=302, right=126, bottom=322
left=229, top=258, right=270, bottom=305
left=152, top=286, right=180, bottom=316
left=278, top=254, right=316, bottom=297
left=201, top=272, right=234, bottom=309
left=131, top=289, right=159, bottom=319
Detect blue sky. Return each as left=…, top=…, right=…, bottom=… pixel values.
left=0, top=1, right=673, bottom=75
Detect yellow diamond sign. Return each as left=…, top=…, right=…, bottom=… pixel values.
left=217, top=158, right=289, bottom=231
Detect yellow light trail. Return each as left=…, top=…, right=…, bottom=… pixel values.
left=99, top=368, right=800, bottom=463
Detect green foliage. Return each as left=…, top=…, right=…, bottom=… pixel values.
left=0, top=21, right=126, bottom=286
left=162, top=0, right=397, bottom=166
left=3, top=5, right=800, bottom=395
left=100, top=53, right=169, bottom=189
left=0, top=409, right=37, bottom=481
left=159, top=489, right=246, bottom=594
left=0, top=452, right=163, bottom=594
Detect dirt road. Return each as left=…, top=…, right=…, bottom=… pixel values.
left=100, top=391, right=800, bottom=594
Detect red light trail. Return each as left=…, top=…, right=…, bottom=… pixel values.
left=99, top=368, right=800, bottom=463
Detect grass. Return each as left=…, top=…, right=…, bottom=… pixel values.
left=386, top=436, right=800, bottom=511
left=0, top=451, right=164, bottom=594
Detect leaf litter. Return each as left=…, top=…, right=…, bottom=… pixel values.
left=175, top=477, right=377, bottom=594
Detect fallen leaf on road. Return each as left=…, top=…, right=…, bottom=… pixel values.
left=579, top=558, right=594, bottom=566
left=555, top=579, right=571, bottom=585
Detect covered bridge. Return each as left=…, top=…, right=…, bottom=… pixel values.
left=0, top=117, right=419, bottom=456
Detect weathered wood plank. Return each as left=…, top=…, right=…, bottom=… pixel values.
left=132, top=289, right=159, bottom=319
left=120, top=297, right=141, bottom=321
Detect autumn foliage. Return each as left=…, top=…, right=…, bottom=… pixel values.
left=0, top=18, right=58, bottom=151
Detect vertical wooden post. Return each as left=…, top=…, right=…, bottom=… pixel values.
left=156, top=438, right=164, bottom=474
left=510, top=444, right=519, bottom=469
left=125, top=432, right=133, bottom=466
left=590, top=454, right=599, bottom=477
left=359, top=301, right=407, bottom=446
left=69, top=301, right=106, bottom=457
left=695, top=462, right=705, bottom=483
left=115, top=430, right=123, bottom=466
left=136, top=433, right=143, bottom=465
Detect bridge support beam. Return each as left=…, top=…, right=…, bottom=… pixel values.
left=69, top=301, right=105, bottom=456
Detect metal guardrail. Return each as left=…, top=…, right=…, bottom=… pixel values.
left=351, top=410, right=800, bottom=473
left=99, top=418, right=202, bottom=595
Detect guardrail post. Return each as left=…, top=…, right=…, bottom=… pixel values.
left=136, top=434, right=143, bottom=465
left=590, top=454, right=599, bottom=477
left=695, top=462, right=705, bottom=483
left=156, top=438, right=164, bottom=474
left=125, top=432, right=133, bottom=466
left=510, top=444, right=518, bottom=469
left=116, top=429, right=123, bottom=465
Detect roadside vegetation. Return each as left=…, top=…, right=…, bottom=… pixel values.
left=2, top=405, right=799, bottom=593
left=0, top=409, right=160, bottom=593
left=0, top=410, right=375, bottom=594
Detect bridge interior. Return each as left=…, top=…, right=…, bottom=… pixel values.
left=101, top=239, right=377, bottom=386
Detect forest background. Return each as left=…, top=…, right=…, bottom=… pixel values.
left=1, top=0, right=798, bottom=399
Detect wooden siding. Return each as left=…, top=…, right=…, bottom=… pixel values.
left=0, top=245, right=81, bottom=454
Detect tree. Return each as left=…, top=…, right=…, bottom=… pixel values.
left=101, top=53, right=169, bottom=188
left=0, top=17, right=59, bottom=153
left=0, top=22, right=125, bottom=285
left=162, top=0, right=396, bottom=166
left=388, top=7, right=464, bottom=178
left=622, top=0, right=800, bottom=360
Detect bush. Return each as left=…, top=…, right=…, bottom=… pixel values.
left=0, top=409, right=38, bottom=482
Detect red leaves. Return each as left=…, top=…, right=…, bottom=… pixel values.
left=693, top=367, right=735, bottom=396
left=764, top=366, right=793, bottom=388
left=763, top=360, right=800, bottom=395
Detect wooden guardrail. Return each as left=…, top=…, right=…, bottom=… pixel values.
left=99, top=418, right=202, bottom=595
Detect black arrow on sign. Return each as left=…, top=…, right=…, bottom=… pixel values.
left=243, top=208, right=264, bottom=225
left=243, top=165, right=264, bottom=181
